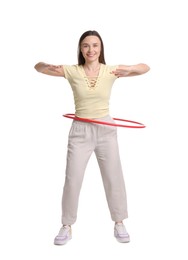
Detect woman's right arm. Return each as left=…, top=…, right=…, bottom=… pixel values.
left=34, top=62, right=65, bottom=77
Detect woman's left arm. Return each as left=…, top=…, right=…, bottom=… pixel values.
left=111, top=63, right=150, bottom=77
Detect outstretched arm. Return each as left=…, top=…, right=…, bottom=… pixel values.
left=34, top=62, right=65, bottom=77
left=111, top=63, right=150, bottom=77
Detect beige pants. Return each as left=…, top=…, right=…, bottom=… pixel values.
left=61, top=115, right=128, bottom=225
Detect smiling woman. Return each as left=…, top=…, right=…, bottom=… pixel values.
left=78, top=30, right=106, bottom=66
left=34, top=30, right=150, bottom=246
left=81, top=37, right=101, bottom=64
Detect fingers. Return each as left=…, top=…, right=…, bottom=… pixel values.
left=111, top=69, right=121, bottom=75
left=111, top=69, right=128, bottom=77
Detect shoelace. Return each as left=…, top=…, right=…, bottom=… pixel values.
left=58, top=225, right=70, bottom=237
left=115, top=224, right=129, bottom=236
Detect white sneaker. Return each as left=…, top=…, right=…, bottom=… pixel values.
left=54, top=225, right=72, bottom=245
left=114, top=223, right=130, bottom=243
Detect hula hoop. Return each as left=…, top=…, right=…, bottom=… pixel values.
left=63, top=113, right=145, bottom=128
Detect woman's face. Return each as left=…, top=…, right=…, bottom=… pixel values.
left=80, top=36, right=101, bottom=63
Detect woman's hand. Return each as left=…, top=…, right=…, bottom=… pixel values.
left=111, top=67, right=132, bottom=77
left=34, top=62, right=64, bottom=76
left=111, top=64, right=150, bottom=77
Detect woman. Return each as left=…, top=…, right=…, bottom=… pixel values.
left=34, top=30, right=150, bottom=245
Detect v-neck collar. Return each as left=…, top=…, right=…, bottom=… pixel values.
left=80, top=63, right=103, bottom=77
left=79, top=64, right=103, bottom=90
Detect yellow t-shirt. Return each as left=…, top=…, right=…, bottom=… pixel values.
left=63, top=64, right=118, bottom=118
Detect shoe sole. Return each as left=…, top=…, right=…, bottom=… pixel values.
left=114, top=234, right=130, bottom=243
left=54, top=237, right=72, bottom=245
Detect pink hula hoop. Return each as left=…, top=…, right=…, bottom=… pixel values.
left=63, top=114, right=146, bottom=129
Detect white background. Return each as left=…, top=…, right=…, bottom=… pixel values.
left=0, top=0, right=188, bottom=259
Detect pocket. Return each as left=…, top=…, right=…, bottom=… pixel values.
left=68, top=120, right=87, bottom=142
left=101, top=116, right=117, bottom=132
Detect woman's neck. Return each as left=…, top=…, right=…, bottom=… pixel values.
left=83, top=62, right=100, bottom=72
left=82, top=62, right=101, bottom=77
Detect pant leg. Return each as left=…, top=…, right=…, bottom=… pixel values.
left=61, top=120, right=95, bottom=225
left=94, top=116, right=128, bottom=222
